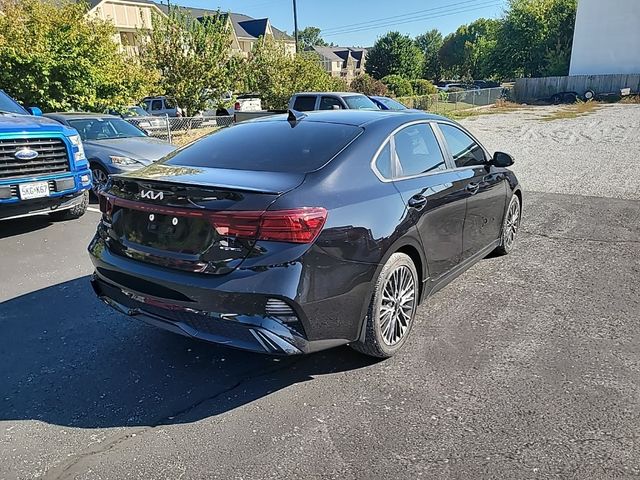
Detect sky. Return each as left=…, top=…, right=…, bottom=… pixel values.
left=166, top=0, right=509, bottom=47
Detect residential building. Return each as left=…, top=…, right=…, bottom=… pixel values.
left=83, top=0, right=161, bottom=56
left=569, top=0, right=640, bottom=75
left=310, top=46, right=368, bottom=84
left=81, top=0, right=295, bottom=57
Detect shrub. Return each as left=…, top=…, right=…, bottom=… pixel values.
left=350, top=74, right=388, bottom=96
left=381, top=75, right=414, bottom=97
left=410, top=79, right=437, bottom=96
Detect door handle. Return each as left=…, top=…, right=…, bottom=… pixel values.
left=408, top=194, right=427, bottom=210
left=466, top=183, right=480, bottom=195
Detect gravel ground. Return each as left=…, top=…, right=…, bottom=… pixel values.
left=0, top=104, right=639, bottom=480
left=461, top=103, right=640, bottom=200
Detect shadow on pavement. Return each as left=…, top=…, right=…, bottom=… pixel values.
left=0, top=215, right=53, bottom=239
left=0, top=277, right=377, bottom=429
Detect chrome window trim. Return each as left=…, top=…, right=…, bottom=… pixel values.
left=433, top=121, right=492, bottom=167
left=370, top=120, right=452, bottom=183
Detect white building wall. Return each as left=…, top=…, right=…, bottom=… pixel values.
left=569, top=0, right=640, bottom=75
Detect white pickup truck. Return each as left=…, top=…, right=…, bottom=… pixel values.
left=202, top=93, right=262, bottom=117
left=234, top=92, right=379, bottom=123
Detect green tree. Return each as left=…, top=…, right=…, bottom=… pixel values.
left=381, top=75, right=414, bottom=97
left=350, top=74, right=388, bottom=96
left=410, top=79, right=437, bottom=95
left=415, top=29, right=443, bottom=82
left=365, top=32, right=424, bottom=80
left=495, top=0, right=577, bottom=77
left=438, top=18, right=500, bottom=80
left=298, top=26, right=329, bottom=49
left=0, top=0, right=156, bottom=112
left=140, top=6, right=240, bottom=116
left=246, top=38, right=341, bottom=109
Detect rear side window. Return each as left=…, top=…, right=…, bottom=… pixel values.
left=439, top=124, right=486, bottom=168
left=293, top=96, right=316, bottom=111
left=374, top=142, right=392, bottom=179
left=319, top=97, right=343, bottom=110
left=394, top=124, right=446, bottom=177
left=165, top=120, right=362, bottom=173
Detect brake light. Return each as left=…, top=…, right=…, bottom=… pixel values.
left=98, top=192, right=114, bottom=217
left=210, top=208, right=327, bottom=244
left=234, top=101, right=241, bottom=111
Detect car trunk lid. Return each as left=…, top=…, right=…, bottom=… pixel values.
left=100, top=164, right=306, bottom=275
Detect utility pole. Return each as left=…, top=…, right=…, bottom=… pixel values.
left=292, top=0, right=299, bottom=53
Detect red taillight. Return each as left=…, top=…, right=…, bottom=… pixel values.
left=100, top=195, right=327, bottom=244
left=98, top=192, right=114, bottom=217
left=234, top=101, right=241, bottom=111
left=210, top=208, right=327, bottom=244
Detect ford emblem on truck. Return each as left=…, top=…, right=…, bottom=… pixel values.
left=140, top=189, right=163, bottom=200
left=14, top=148, right=39, bottom=161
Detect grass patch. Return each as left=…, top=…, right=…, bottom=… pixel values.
left=620, top=95, right=640, bottom=104
left=445, top=100, right=527, bottom=120
left=171, top=126, right=220, bottom=147
left=541, top=101, right=600, bottom=121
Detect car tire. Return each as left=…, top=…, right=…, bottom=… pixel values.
left=351, top=253, right=419, bottom=358
left=494, top=194, right=521, bottom=256
left=91, top=163, right=109, bottom=194
left=49, top=191, right=89, bottom=221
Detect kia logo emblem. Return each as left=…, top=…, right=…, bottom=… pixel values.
left=14, top=148, right=39, bottom=161
left=140, top=189, right=163, bottom=200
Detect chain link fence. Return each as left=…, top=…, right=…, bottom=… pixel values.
left=126, top=115, right=234, bottom=146
left=397, top=87, right=509, bottom=115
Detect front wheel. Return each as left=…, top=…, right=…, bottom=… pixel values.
left=351, top=253, right=419, bottom=358
left=91, top=163, right=109, bottom=194
left=494, top=194, right=521, bottom=255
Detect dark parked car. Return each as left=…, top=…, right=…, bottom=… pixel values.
left=89, top=110, right=522, bottom=358
left=369, top=96, right=410, bottom=111
left=45, top=113, right=177, bottom=191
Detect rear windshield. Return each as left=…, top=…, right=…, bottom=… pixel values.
left=165, top=120, right=362, bottom=173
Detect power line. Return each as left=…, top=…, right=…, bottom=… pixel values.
left=323, top=2, right=501, bottom=37
left=321, top=0, right=495, bottom=33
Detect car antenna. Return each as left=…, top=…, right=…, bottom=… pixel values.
left=287, top=109, right=306, bottom=125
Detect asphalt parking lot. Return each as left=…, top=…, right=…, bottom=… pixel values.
left=1, top=104, right=639, bottom=479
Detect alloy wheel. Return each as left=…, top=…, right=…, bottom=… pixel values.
left=503, top=198, right=520, bottom=249
left=379, top=265, right=416, bottom=346
left=92, top=167, right=109, bottom=193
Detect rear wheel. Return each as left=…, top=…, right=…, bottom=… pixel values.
left=494, top=194, right=521, bottom=255
left=351, top=253, right=419, bottom=358
left=49, top=191, right=89, bottom=221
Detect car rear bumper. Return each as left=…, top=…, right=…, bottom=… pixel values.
left=88, top=235, right=361, bottom=355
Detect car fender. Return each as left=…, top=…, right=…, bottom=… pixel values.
left=354, top=230, right=429, bottom=344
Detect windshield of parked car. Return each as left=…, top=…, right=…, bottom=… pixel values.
left=0, top=90, right=29, bottom=115
left=375, top=97, right=408, bottom=110
left=67, top=118, right=147, bottom=141
left=343, top=95, right=380, bottom=110
left=165, top=120, right=363, bottom=173
left=126, top=106, right=148, bottom=117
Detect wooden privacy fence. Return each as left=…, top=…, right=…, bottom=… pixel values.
left=515, top=74, right=640, bottom=103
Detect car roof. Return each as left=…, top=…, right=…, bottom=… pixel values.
left=44, top=112, right=120, bottom=120
left=293, top=92, right=366, bottom=97
left=251, top=110, right=450, bottom=128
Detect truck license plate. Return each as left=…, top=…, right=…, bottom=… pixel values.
left=19, top=181, right=50, bottom=200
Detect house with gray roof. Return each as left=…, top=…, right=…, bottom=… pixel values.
left=81, top=0, right=295, bottom=57
left=310, top=46, right=368, bottom=84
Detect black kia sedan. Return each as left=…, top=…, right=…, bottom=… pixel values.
left=89, top=110, right=522, bottom=358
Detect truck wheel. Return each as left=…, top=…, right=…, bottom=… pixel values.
left=50, top=191, right=89, bottom=221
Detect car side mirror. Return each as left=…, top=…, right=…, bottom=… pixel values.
left=492, top=151, right=514, bottom=167
left=28, top=106, right=43, bottom=116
